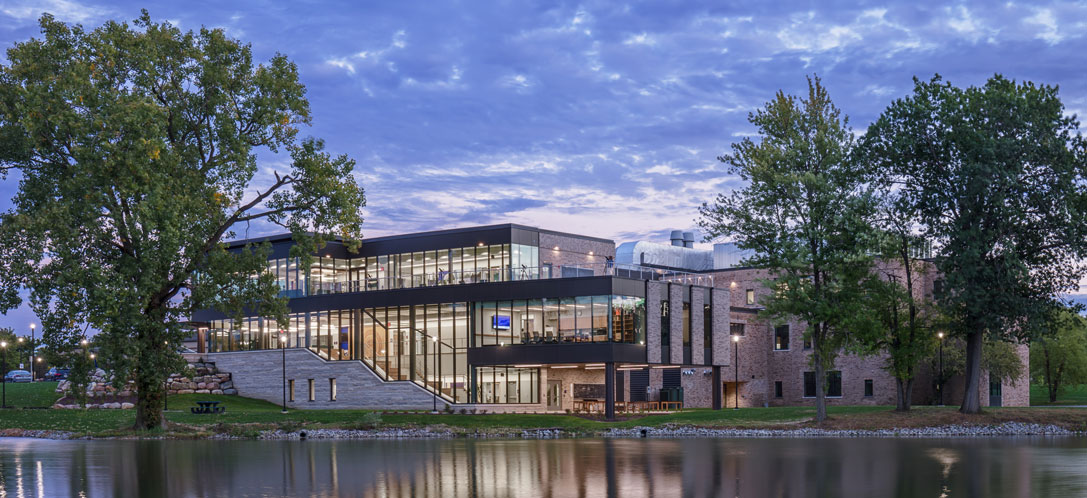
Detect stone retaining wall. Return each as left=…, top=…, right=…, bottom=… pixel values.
left=205, top=348, right=441, bottom=410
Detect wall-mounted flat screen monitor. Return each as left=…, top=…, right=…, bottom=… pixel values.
left=492, top=315, right=511, bottom=330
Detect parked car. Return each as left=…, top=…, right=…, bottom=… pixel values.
left=4, top=370, right=32, bottom=383
left=43, top=367, right=70, bottom=381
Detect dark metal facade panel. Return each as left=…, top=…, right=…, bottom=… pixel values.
left=466, top=342, right=647, bottom=365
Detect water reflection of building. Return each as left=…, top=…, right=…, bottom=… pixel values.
left=188, top=224, right=1027, bottom=413
left=4, top=438, right=1083, bottom=497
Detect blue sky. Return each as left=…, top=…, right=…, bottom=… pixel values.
left=2, top=1, right=1087, bottom=329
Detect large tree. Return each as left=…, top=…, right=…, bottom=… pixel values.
left=0, top=13, right=364, bottom=429
left=1029, top=307, right=1087, bottom=403
left=862, top=75, right=1087, bottom=413
left=698, top=76, right=877, bottom=422
left=856, top=225, right=936, bottom=412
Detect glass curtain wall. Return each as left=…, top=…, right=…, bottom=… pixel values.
left=473, top=295, right=645, bottom=345
left=262, top=244, right=532, bottom=296
left=207, top=302, right=471, bottom=403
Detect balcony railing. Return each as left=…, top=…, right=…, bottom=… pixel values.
left=278, top=262, right=712, bottom=298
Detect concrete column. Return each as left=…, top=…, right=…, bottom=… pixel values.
left=712, top=366, right=722, bottom=410
left=605, top=362, right=616, bottom=421
left=305, top=312, right=312, bottom=348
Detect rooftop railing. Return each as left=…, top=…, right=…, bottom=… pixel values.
left=277, top=262, right=713, bottom=298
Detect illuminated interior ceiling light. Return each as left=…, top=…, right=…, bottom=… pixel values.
left=584, top=366, right=605, bottom=370
left=550, top=365, right=579, bottom=369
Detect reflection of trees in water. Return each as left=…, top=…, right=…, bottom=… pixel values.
left=1, top=437, right=1085, bottom=497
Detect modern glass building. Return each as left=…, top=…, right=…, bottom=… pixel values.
left=191, top=224, right=731, bottom=415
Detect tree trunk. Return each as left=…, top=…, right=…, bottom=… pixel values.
left=134, top=368, right=165, bottom=430
left=960, top=330, right=984, bottom=414
left=903, top=378, right=914, bottom=410
left=891, top=378, right=908, bottom=411
left=814, top=343, right=827, bottom=422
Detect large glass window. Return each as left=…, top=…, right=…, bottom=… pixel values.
left=474, top=367, right=539, bottom=404
left=473, top=295, right=645, bottom=346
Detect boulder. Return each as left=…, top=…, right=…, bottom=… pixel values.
left=121, top=403, right=134, bottom=409
left=206, top=382, right=219, bottom=390
left=220, top=381, right=233, bottom=389
left=177, top=389, right=194, bottom=395
left=222, top=388, right=238, bottom=395
left=197, top=382, right=207, bottom=389
left=195, top=389, right=210, bottom=394
left=211, top=389, right=223, bottom=395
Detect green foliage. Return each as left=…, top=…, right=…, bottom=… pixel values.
left=698, top=75, right=878, bottom=421
left=925, top=336, right=1024, bottom=390
left=1029, top=309, right=1087, bottom=402
left=861, top=74, right=1087, bottom=413
left=0, top=12, right=364, bottom=429
left=0, top=328, right=27, bottom=371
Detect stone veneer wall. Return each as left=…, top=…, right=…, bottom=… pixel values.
left=207, top=349, right=441, bottom=410
left=711, top=288, right=731, bottom=367
left=646, top=281, right=664, bottom=363
left=669, top=284, right=685, bottom=364
left=690, top=289, right=705, bottom=364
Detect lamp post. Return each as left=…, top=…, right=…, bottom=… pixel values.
left=1, top=340, right=7, bottom=408
left=29, top=323, right=35, bottom=382
left=164, top=340, right=169, bottom=411
left=432, top=336, right=438, bottom=413
left=937, top=332, right=945, bottom=406
left=280, top=332, right=288, bottom=414
left=732, top=334, right=740, bottom=410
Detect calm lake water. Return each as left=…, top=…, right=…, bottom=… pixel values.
left=1, top=436, right=1086, bottom=497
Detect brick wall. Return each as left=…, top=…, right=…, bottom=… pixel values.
left=646, top=281, right=664, bottom=363
left=538, top=233, right=615, bottom=272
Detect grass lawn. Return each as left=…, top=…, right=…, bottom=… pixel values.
left=2, top=389, right=1084, bottom=437
left=0, top=380, right=62, bottom=408
left=1030, top=383, right=1087, bottom=406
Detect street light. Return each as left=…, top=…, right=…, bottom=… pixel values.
left=280, top=332, right=288, bottom=414
left=732, top=334, right=741, bottom=410
left=1, top=340, right=7, bottom=409
left=937, top=332, right=945, bottom=406
left=29, top=323, right=35, bottom=382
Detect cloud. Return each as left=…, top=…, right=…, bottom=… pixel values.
left=1, top=0, right=113, bottom=23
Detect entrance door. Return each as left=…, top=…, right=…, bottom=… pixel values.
left=547, top=380, right=562, bottom=411
left=989, top=379, right=1002, bottom=407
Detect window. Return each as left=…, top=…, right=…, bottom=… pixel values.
left=774, top=325, right=790, bottom=350
left=774, top=381, right=783, bottom=398
left=864, top=379, right=873, bottom=397
left=703, top=304, right=712, bottom=348
left=682, top=302, right=691, bottom=347
left=329, top=378, right=337, bottom=401
left=803, top=371, right=842, bottom=397
left=827, top=371, right=842, bottom=397
left=307, top=379, right=315, bottom=402
left=745, top=289, right=755, bottom=305
left=803, top=334, right=812, bottom=350
left=933, top=279, right=944, bottom=301
left=288, top=379, right=295, bottom=402
left=730, top=323, right=745, bottom=336
left=660, top=301, right=670, bottom=347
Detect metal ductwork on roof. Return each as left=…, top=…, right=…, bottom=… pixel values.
left=682, top=231, right=695, bottom=248
left=615, top=241, right=713, bottom=271
left=670, top=230, right=684, bottom=247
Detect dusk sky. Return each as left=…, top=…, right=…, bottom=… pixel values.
left=2, top=1, right=1087, bottom=329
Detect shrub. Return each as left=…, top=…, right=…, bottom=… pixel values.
left=347, top=411, right=383, bottom=430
